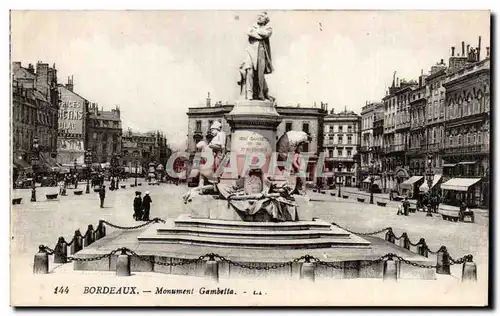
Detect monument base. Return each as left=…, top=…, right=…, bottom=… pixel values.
left=72, top=222, right=436, bottom=280
left=185, top=193, right=312, bottom=222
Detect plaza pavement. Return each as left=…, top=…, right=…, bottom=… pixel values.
left=10, top=180, right=489, bottom=296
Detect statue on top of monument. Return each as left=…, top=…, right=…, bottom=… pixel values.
left=238, top=12, right=274, bottom=101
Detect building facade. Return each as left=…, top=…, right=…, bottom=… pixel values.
left=359, top=102, right=383, bottom=170
left=86, top=103, right=122, bottom=163
left=121, top=129, right=170, bottom=173
left=57, top=80, right=88, bottom=166
left=442, top=56, right=490, bottom=207
left=12, top=62, right=59, bottom=170
left=424, top=60, right=447, bottom=174
left=407, top=78, right=428, bottom=176
left=382, top=79, right=415, bottom=190
left=322, top=108, right=360, bottom=187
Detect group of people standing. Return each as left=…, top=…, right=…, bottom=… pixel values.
left=133, top=191, right=153, bottom=221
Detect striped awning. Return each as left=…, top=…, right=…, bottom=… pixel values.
left=441, top=178, right=481, bottom=191
left=442, top=163, right=457, bottom=167
left=420, top=174, right=443, bottom=192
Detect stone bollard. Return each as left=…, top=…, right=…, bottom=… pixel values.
left=462, top=255, right=477, bottom=283
left=383, top=256, right=397, bottom=282
left=95, top=220, right=106, bottom=240
left=416, top=238, right=429, bottom=258
left=53, top=237, right=68, bottom=264
left=116, top=248, right=131, bottom=276
left=300, top=256, right=315, bottom=282
left=33, top=245, right=49, bottom=274
left=204, top=254, right=219, bottom=282
left=83, top=224, right=96, bottom=247
left=385, top=229, right=395, bottom=244
left=436, top=246, right=451, bottom=275
left=70, top=230, right=83, bottom=254
left=399, top=233, right=410, bottom=250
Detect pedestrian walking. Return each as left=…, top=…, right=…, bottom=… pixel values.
left=98, top=185, right=106, bottom=208
left=403, top=197, right=410, bottom=216
left=142, top=191, right=152, bottom=221
left=110, top=178, right=115, bottom=191
left=133, top=191, right=143, bottom=221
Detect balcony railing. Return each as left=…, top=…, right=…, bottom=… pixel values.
left=324, top=141, right=356, bottom=147
left=441, top=144, right=489, bottom=155
left=395, top=121, right=411, bottom=130
left=325, top=156, right=355, bottom=162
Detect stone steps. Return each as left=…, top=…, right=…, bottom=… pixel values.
left=137, top=216, right=371, bottom=249
left=155, top=227, right=351, bottom=240
left=137, top=233, right=370, bottom=249
left=173, top=217, right=333, bottom=231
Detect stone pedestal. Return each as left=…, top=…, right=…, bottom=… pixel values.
left=294, top=195, right=313, bottom=221
left=222, top=100, right=282, bottom=183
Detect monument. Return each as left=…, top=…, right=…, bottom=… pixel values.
left=72, top=13, right=435, bottom=280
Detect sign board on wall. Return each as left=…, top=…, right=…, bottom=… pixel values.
left=58, top=88, right=85, bottom=135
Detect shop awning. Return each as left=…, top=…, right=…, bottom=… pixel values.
left=458, top=161, right=477, bottom=165
left=400, top=176, right=424, bottom=189
left=442, top=163, right=457, bottom=167
left=13, top=156, right=32, bottom=169
left=362, top=177, right=372, bottom=183
left=441, top=178, right=481, bottom=192
left=420, top=174, right=443, bottom=192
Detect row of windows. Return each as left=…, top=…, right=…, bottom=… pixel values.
left=91, top=132, right=120, bottom=142
left=326, top=149, right=353, bottom=158
left=14, top=104, right=57, bottom=127
left=325, top=135, right=354, bottom=144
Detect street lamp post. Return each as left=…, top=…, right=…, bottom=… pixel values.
left=426, top=154, right=433, bottom=217
left=73, top=159, right=78, bottom=189
left=337, top=163, right=343, bottom=197
left=85, top=149, right=92, bottom=194
left=370, top=159, right=375, bottom=205
left=30, top=138, right=39, bottom=202
left=135, top=161, right=138, bottom=187
left=113, top=154, right=120, bottom=190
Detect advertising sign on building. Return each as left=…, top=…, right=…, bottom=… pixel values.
left=58, top=87, right=85, bottom=136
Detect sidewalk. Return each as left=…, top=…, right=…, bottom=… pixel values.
left=312, top=187, right=489, bottom=214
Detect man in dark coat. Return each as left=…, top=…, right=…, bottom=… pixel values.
left=142, top=191, right=152, bottom=221
left=403, top=197, right=410, bottom=216
left=98, top=185, right=106, bottom=208
left=133, top=191, right=143, bottom=221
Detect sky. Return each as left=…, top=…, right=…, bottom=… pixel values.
left=10, top=10, right=490, bottom=150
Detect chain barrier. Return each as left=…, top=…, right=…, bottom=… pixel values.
left=67, top=250, right=121, bottom=262
left=38, top=244, right=476, bottom=273
left=426, top=245, right=441, bottom=255
left=392, top=254, right=437, bottom=269
left=331, top=222, right=391, bottom=236
left=128, top=249, right=207, bottom=267
left=450, top=254, right=473, bottom=265
left=66, top=236, right=75, bottom=246
left=212, top=253, right=308, bottom=270
left=101, top=218, right=165, bottom=230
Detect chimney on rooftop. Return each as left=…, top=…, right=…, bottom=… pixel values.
left=440, top=59, right=444, bottom=64
left=467, top=44, right=470, bottom=57
left=486, top=47, right=490, bottom=58
left=462, top=41, right=465, bottom=56
left=66, top=75, right=74, bottom=92
left=451, top=46, right=455, bottom=56
left=206, top=92, right=211, bottom=107
left=477, top=36, right=482, bottom=61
